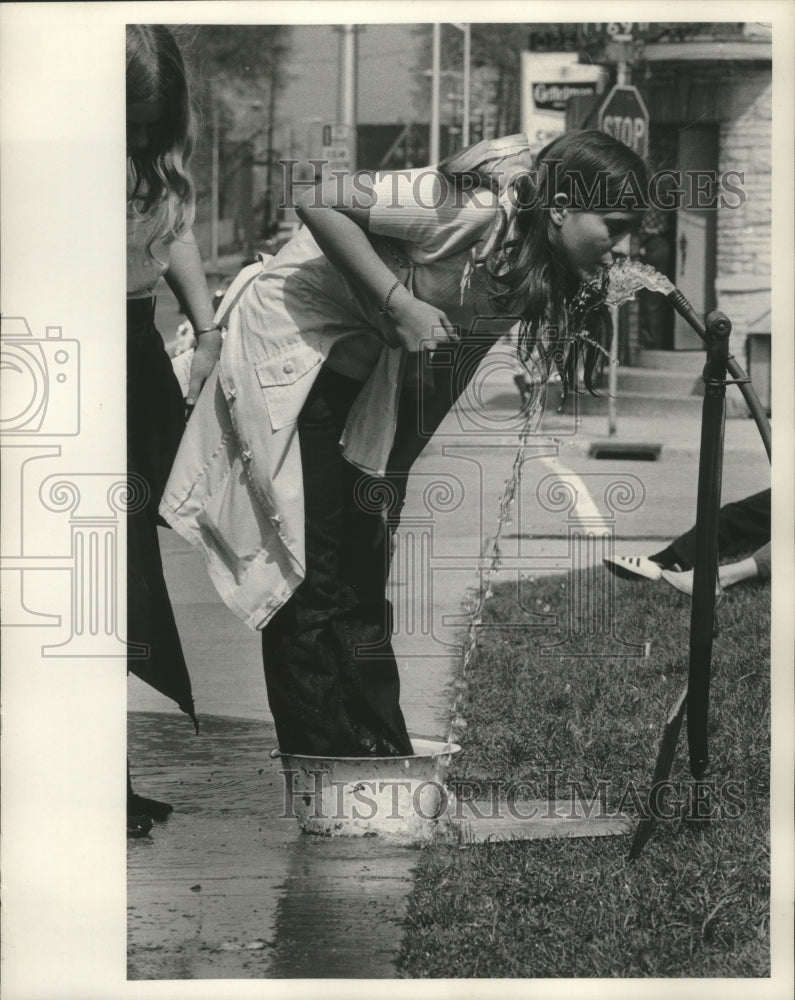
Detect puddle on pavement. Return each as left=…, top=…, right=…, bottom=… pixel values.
left=128, top=712, right=418, bottom=980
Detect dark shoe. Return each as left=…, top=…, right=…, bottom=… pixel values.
left=127, top=813, right=154, bottom=838
left=127, top=792, right=174, bottom=822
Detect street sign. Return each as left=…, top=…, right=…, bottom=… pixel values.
left=532, top=81, right=598, bottom=112
left=521, top=52, right=606, bottom=153
left=597, top=84, right=649, bottom=158
left=322, top=123, right=351, bottom=171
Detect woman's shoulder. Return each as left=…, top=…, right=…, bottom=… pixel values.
left=369, top=167, right=498, bottom=213
left=367, top=167, right=499, bottom=257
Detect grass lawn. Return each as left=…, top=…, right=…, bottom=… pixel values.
left=396, top=566, right=770, bottom=978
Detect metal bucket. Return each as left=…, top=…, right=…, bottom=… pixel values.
left=271, top=738, right=462, bottom=845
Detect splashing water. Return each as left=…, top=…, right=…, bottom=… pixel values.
left=605, top=257, right=675, bottom=306
left=445, top=390, right=543, bottom=747
left=445, top=256, right=677, bottom=749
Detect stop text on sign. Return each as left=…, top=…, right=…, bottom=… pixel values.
left=597, top=84, right=649, bottom=158
left=601, top=114, right=647, bottom=150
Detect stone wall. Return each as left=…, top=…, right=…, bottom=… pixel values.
left=641, top=60, right=771, bottom=413
left=715, top=69, right=772, bottom=414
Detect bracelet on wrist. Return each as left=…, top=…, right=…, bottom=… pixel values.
left=194, top=325, right=222, bottom=337
left=379, top=280, right=403, bottom=317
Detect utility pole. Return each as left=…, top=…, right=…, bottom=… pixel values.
left=263, top=68, right=277, bottom=237
left=453, top=22, right=471, bottom=146
left=430, top=24, right=471, bottom=163
left=430, top=24, right=441, bottom=164
left=607, top=45, right=630, bottom=435
left=210, top=86, right=219, bottom=270
left=335, top=25, right=360, bottom=170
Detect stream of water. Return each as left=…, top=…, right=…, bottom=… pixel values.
left=446, top=258, right=677, bottom=748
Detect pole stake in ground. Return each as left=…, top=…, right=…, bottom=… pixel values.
left=629, top=295, right=770, bottom=861
left=686, top=310, right=731, bottom=780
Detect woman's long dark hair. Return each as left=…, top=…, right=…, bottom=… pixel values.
left=439, top=130, right=648, bottom=393
left=126, top=25, right=196, bottom=253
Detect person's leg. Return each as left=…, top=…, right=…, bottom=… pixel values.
left=262, top=367, right=412, bottom=757
left=752, top=540, right=771, bottom=581
left=126, top=304, right=196, bottom=721
left=661, top=539, right=771, bottom=595
left=334, top=461, right=412, bottom=755
left=638, top=235, right=674, bottom=350
left=654, top=488, right=770, bottom=570
left=126, top=301, right=196, bottom=833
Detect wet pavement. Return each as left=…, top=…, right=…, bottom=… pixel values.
left=128, top=712, right=420, bottom=979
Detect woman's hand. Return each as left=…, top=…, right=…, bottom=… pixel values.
left=385, top=285, right=458, bottom=352
left=186, top=330, right=222, bottom=408
left=163, top=227, right=222, bottom=408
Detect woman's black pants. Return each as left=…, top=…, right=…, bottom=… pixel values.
left=261, top=367, right=413, bottom=757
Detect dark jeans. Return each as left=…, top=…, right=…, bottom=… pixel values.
left=654, top=488, right=771, bottom=571
left=262, top=367, right=413, bottom=757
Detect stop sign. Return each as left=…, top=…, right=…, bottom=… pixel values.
left=597, top=84, right=649, bottom=159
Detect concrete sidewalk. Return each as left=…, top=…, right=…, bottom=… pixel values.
left=128, top=361, right=770, bottom=979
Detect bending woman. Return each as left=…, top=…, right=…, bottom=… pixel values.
left=161, top=130, right=648, bottom=757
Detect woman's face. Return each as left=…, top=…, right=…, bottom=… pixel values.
left=126, top=99, right=165, bottom=156
left=552, top=209, right=641, bottom=280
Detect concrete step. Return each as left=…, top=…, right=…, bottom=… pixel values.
left=614, top=366, right=703, bottom=396
left=545, top=384, right=704, bottom=419
left=636, top=349, right=704, bottom=372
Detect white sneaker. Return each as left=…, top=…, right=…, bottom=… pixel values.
left=603, top=555, right=663, bottom=581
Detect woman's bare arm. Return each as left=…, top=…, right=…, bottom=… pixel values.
left=296, top=174, right=456, bottom=351
left=164, top=229, right=222, bottom=406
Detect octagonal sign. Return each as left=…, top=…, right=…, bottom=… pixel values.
left=597, top=84, right=649, bottom=159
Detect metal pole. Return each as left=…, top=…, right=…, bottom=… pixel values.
left=668, top=289, right=772, bottom=460
left=430, top=23, right=441, bottom=164
left=338, top=25, right=358, bottom=171
left=607, top=54, right=628, bottom=436
left=210, top=90, right=219, bottom=269
left=265, top=71, right=276, bottom=234
left=608, top=306, right=619, bottom=435
left=687, top=311, right=731, bottom=779
left=462, top=24, right=471, bottom=147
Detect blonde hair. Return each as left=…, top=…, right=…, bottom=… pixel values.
left=126, top=25, right=196, bottom=256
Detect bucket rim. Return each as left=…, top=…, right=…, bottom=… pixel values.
left=269, top=736, right=462, bottom=763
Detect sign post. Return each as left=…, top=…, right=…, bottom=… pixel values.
left=322, top=123, right=351, bottom=175
left=598, top=83, right=649, bottom=436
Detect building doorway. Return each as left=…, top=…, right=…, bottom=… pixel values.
left=673, top=124, right=718, bottom=349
